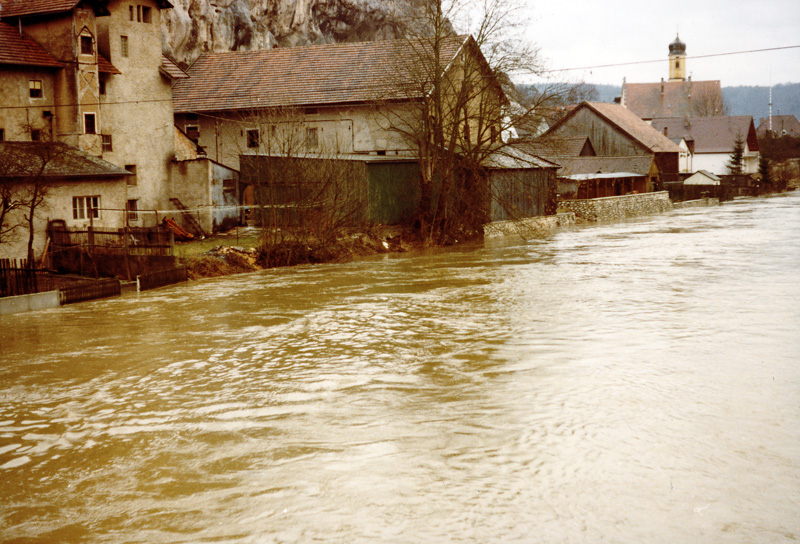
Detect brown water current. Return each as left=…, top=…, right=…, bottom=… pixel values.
left=1, top=194, right=799, bottom=543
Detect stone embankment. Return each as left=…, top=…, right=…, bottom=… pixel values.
left=558, top=191, right=674, bottom=222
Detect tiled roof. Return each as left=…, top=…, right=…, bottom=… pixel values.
left=0, top=0, right=81, bottom=17
left=172, top=35, right=470, bottom=113
left=650, top=116, right=758, bottom=153
left=584, top=102, right=682, bottom=153
left=623, top=80, right=723, bottom=119
left=97, top=53, right=120, bottom=74
left=553, top=156, right=654, bottom=177
left=160, top=54, right=189, bottom=80
left=0, top=142, right=131, bottom=178
left=756, top=115, right=800, bottom=137
left=0, top=21, right=62, bottom=68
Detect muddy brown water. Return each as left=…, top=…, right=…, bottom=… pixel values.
left=1, top=194, right=799, bottom=543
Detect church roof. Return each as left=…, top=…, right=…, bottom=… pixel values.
left=623, top=79, right=723, bottom=120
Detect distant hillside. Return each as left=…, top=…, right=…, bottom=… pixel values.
left=723, top=84, right=800, bottom=125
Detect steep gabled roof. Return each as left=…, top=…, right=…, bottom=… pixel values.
left=172, top=35, right=473, bottom=113
left=650, top=116, right=758, bottom=153
left=546, top=102, right=681, bottom=154
left=0, top=142, right=132, bottom=179
left=0, top=21, right=62, bottom=68
left=623, top=80, right=723, bottom=119
left=516, top=136, right=595, bottom=158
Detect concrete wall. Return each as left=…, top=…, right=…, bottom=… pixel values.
left=484, top=213, right=575, bottom=240
left=0, top=290, right=61, bottom=315
left=559, top=191, right=673, bottom=222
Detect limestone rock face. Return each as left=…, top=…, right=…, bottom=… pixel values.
left=162, top=0, right=413, bottom=66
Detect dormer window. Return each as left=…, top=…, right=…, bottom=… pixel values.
left=80, top=35, right=93, bottom=56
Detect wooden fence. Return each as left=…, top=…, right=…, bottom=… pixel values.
left=137, top=266, right=188, bottom=291
left=0, top=259, right=59, bottom=298
left=59, top=279, right=121, bottom=305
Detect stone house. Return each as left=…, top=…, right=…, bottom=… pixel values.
left=0, top=0, right=243, bottom=259
left=649, top=116, right=760, bottom=175
left=0, top=141, right=131, bottom=258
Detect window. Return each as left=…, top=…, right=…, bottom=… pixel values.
left=99, top=79, right=106, bottom=95
left=80, top=35, right=93, bottom=55
left=30, top=129, right=41, bottom=141
left=185, top=125, right=199, bottom=144
left=0, top=129, right=4, bottom=142
left=120, top=35, right=129, bottom=57
left=102, top=134, right=113, bottom=151
left=137, top=5, right=142, bottom=21
left=84, top=113, right=97, bottom=134
left=73, top=196, right=100, bottom=220
left=29, top=80, right=43, bottom=99
left=246, top=129, right=260, bottom=149
left=305, top=127, right=318, bottom=149
left=125, top=164, right=137, bottom=186
left=142, top=6, right=152, bottom=23
left=129, top=5, right=135, bottom=21
left=126, top=199, right=139, bottom=222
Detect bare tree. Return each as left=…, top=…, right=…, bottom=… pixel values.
left=235, top=107, right=367, bottom=266
left=0, top=147, right=27, bottom=250
left=692, top=86, right=729, bottom=117
left=382, top=0, right=569, bottom=242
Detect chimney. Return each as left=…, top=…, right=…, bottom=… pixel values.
left=688, top=75, right=692, bottom=98
left=660, top=78, right=665, bottom=96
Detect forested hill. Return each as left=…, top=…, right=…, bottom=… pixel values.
left=590, top=83, right=800, bottom=123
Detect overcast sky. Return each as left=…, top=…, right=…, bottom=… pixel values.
left=511, top=0, right=800, bottom=88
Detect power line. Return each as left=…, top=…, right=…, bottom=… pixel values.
left=539, top=45, right=800, bottom=74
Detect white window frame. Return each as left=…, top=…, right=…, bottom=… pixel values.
left=73, top=196, right=100, bottom=220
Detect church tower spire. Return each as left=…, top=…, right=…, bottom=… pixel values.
left=669, top=34, right=687, bottom=81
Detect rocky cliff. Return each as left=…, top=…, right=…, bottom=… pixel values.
left=162, top=0, right=414, bottom=66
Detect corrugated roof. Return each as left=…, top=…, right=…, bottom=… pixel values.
left=0, top=21, right=62, bottom=68
left=515, top=136, right=594, bottom=158
left=684, top=170, right=720, bottom=185
left=585, top=102, right=682, bottom=153
left=172, top=35, right=470, bottom=113
left=554, top=156, right=654, bottom=177
left=623, top=80, right=723, bottom=119
left=650, top=116, right=758, bottom=153
left=0, top=142, right=131, bottom=178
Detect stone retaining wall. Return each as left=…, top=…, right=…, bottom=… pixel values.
left=559, top=191, right=673, bottom=222
left=484, top=213, right=576, bottom=240
left=673, top=197, right=720, bottom=209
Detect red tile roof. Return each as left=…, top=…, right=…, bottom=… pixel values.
left=650, top=116, right=759, bottom=153
left=623, top=80, right=723, bottom=119
left=97, top=53, right=120, bottom=74
left=0, top=21, right=62, bottom=68
left=0, top=0, right=81, bottom=17
left=172, top=36, right=470, bottom=113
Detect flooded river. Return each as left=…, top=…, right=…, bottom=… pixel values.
left=1, top=194, right=799, bottom=543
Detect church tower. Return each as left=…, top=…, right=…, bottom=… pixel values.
left=669, top=35, right=687, bottom=81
